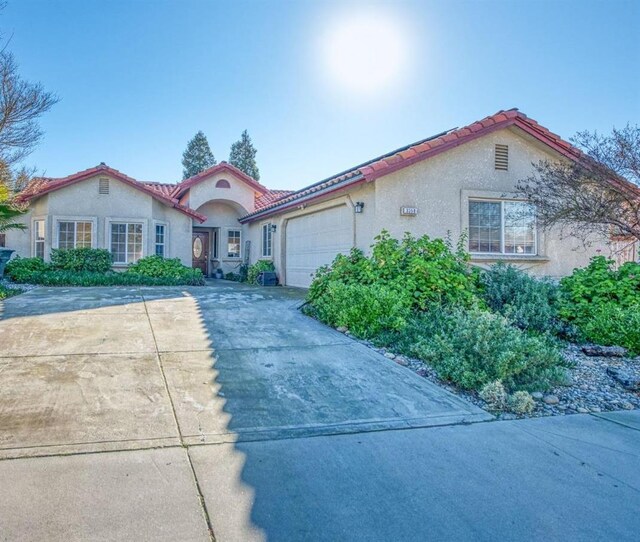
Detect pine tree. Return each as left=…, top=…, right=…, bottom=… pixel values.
left=181, top=131, right=216, bottom=180
left=229, top=130, right=260, bottom=181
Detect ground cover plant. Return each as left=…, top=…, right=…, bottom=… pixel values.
left=5, top=250, right=204, bottom=286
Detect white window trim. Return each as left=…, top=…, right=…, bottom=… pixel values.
left=153, top=221, right=168, bottom=258
left=52, top=215, right=98, bottom=250
left=467, top=198, right=537, bottom=256
left=261, top=222, right=273, bottom=259
left=105, top=218, right=147, bottom=266
left=31, top=216, right=46, bottom=258
left=224, top=227, right=242, bottom=260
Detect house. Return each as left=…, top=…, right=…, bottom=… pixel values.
left=4, top=109, right=622, bottom=287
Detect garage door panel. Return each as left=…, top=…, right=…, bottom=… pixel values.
left=285, top=205, right=353, bottom=288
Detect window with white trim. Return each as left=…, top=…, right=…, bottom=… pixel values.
left=58, top=221, right=92, bottom=250
left=226, top=229, right=241, bottom=259
left=469, top=200, right=536, bottom=255
left=34, top=220, right=45, bottom=258
left=155, top=224, right=166, bottom=257
left=110, top=223, right=143, bottom=264
left=261, top=223, right=272, bottom=258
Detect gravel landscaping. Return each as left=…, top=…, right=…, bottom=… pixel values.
left=0, top=277, right=37, bottom=294
left=348, top=330, right=640, bottom=420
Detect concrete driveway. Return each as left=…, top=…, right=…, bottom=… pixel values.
left=0, top=283, right=639, bottom=541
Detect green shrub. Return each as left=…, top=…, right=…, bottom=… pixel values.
left=308, top=231, right=478, bottom=311
left=247, top=260, right=275, bottom=285
left=225, top=272, right=242, bottom=282
left=307, top=281, right=411, bottom=339
left=479, top=263, right=561, bottom=335
left=479, top=380, right=508, bottom=410
left=27, top=269, right=201, bottom=287
left=5, top=257, right=49, bottom=283
left=376, top=307, right=567, bottom=391
left=559, top=256, right=640, bottom=353
left=578, top=303, right=640, bottom=354
left=126, top=255, right=204, bottom=285
left=50, top=248, right=112, bottom=273
left=507, top=391, right=536, bottom=414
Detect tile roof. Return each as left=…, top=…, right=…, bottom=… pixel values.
left=141, top=181, right=178, bottom=198
left=239, top=108, right=594, bottom=222
left=16, top=163, right=207, bottom=222
left=172, top=161, right=268, bottom=199
left=255, top=189, right=295, bottom=211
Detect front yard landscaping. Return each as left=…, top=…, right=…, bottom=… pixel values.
left=305, top=231, right=640, bottom=418
left=4, top=249, right=205, bottom=287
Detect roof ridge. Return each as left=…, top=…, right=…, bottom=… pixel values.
left=240, top=108, right=587, bottom=221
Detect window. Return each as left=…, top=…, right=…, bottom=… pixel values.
left=155, top=224, right=166, bottom=257
left=0, top=233, right=5, bottom=247
left=215, top=179, right=231, bottom=188
left=469, top=200, right=536, bottom=255
left=110, top=223, right=143, bottom=264
left=34, top=220, right=45, bottom=258
left=261, top=223, right=272, bottom=257
left=58, top=221, right=93, bottom=249
left=227, top=229, right=241, bottom=259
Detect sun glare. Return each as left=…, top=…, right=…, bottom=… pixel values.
left=319, top=9, right=410, bottom=100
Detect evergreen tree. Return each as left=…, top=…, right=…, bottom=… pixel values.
left=229, top=129, right=260, bottom=181
left=181, top=131, right=216, bottom=180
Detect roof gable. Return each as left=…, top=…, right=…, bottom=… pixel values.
left=173, top=162, right=267, bottom=199
left=240, top=109, right=594, bottom=222
left=17, top=164, right=207, bottom=222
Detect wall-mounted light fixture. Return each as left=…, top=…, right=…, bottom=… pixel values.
left=270, top=224, right=277, bottom=233
left=354, top=201, right=365, bottom=214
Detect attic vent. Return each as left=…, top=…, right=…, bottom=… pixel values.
left=99, top=178, right=110, bottom=194
left=495, top=144, right=509, bottom=171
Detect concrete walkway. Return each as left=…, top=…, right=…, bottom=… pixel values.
left=0, top=283, right=639, bottom=541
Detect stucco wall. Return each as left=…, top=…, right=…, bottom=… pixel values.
left=5, top=175, right=193, bottom=266
left=193, top=201, right=246, bottom=275
left=187, top=171, right=256, bottom=215
left=367, top=126, right=608, bottom=276
left=248, top=126, right=610, bottom=283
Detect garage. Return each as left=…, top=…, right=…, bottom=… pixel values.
left=284, top=204, right=354, bottom=288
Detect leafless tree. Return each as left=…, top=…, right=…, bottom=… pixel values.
left=517, top=125, right=640, bottom=244
left=0, top=51, right=58, bottom=168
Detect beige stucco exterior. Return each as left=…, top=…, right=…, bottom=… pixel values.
left=4, top=123, right=620, bottom=285
left=6, top=174, right=193, bottom=266
left=186, top=170, right=259, bottom=276
left=245, top=126, right=613, bottom=285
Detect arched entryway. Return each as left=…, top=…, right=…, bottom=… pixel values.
left=192, top=199, right=249, bottom=278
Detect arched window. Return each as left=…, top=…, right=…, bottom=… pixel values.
left=216, top=179, right=231, bottom=188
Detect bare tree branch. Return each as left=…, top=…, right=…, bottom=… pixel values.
left=517, top=125, right=640, bottom=245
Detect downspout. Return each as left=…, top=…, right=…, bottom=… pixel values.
left=345, top=194, right=357, bottom=249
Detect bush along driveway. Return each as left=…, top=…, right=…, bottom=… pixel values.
left=305, top=231, right=640, bottom=419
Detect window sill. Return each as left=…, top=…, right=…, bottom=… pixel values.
left=222, top=258, right=242, bottom=262
left=470, top=254, right=550, bottom=263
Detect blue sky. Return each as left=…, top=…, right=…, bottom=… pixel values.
left=3, top=0, right=639, bottom=189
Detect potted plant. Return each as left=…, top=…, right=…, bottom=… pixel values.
left=0, top=192, right=26, bottom=276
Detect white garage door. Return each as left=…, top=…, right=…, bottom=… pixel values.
left=285, top=205, right=353, bottom=288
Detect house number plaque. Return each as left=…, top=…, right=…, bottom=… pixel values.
left=400, top=207, right=419, bottom=216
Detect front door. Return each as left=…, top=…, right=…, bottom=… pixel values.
left=192, top=231, right=210, bottom=276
